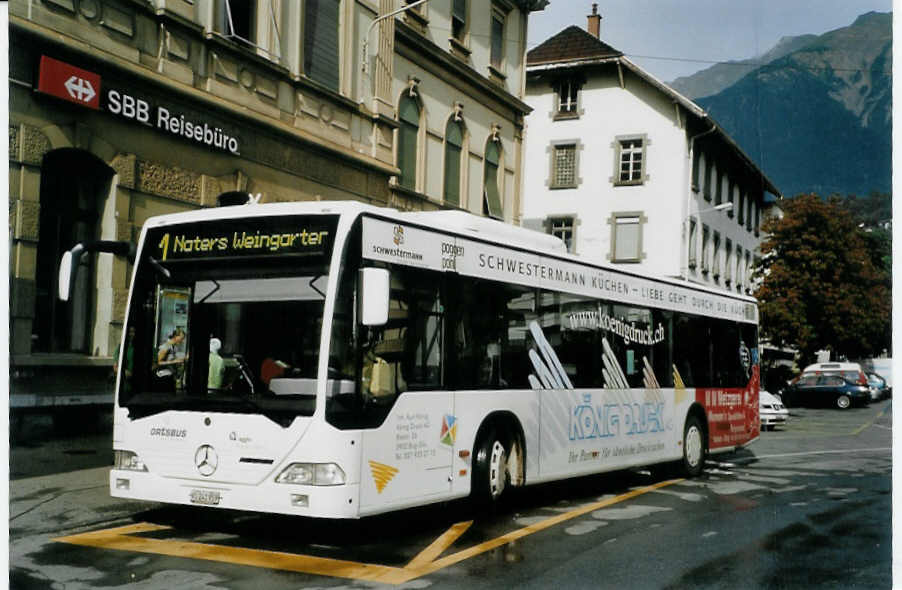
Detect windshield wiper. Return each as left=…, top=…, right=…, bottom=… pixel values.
left=147, top=256, right=171, bottom=279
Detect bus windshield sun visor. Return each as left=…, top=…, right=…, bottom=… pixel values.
left=193, top=276, right=327, bottom=303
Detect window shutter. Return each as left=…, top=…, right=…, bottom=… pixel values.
left=727, top=179, right=735, bottom=217
left=712, top=232, right=721, bottom=277
left=553, top=144, right=576, bottom=188
left=398, top=97, right=420, bottom=190
left=484, top=141, right=502, bottom=218
left=691, top=150, right=701, bottom=189
left=725, top=239, right=733, bottom=282
left=490, top=15, right=503, bottom=69
left=614, top=216, right=641, bottom=261
left=688, top=219, right=697, bottom=267
left=304, top=0, right=340, bottom=92
left=444, top=121, right=463, bottom=206
left=715, top=169, right=723, bottom=205
left=453, top=0, right=466, bottom=22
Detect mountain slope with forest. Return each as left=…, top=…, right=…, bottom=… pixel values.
left=670, top=34, right=818, bottom=99
left=694, top=12, right=891, bottom=197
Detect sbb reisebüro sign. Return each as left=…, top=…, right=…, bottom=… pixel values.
left=37, top=55, right=240, bottom=155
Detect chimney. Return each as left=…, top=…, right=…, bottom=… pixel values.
left=587, top=3, right=601, bottom=38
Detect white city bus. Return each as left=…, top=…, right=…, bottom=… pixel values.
left=60, top=200, right=760, bottom=518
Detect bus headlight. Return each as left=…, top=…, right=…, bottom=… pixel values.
left=114, top=450, right=148, bottom=472
left=275, top=463, right=346, bottom=486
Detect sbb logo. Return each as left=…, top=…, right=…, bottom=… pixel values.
left=107, top=90, right=151, bottom=124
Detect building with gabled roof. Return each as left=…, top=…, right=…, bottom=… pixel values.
left=521, top=5, right=781, bottom=295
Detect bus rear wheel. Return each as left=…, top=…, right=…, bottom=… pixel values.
left=472, top=429, right=509, bottom=507
left=682, top=415, right=706, bottom=477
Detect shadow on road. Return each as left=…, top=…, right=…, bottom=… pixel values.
left=9, top=410, right=114, bottom=480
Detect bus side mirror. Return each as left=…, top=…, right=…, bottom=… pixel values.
left=58, top=244, right=86, bottom=301
left=359, top=268, right=390, bottom=326
left=58, top=241, right=136, bottom=301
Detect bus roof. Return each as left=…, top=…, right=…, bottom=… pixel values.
left=141, top=200, right=757, bottom=306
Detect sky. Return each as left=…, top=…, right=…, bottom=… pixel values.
left=527, top=0, right=894, bottom=83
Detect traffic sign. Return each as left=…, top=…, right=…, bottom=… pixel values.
left=37, top=55, right=101, bottom=110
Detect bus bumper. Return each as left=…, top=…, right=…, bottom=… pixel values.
left=109, top=470, right=361, bottom=518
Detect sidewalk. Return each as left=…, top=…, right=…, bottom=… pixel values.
left=9, top=466, right=145, bottom=540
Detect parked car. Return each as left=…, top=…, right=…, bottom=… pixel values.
left=866, top=372, right=892, bottom=401
left=759, top=390, right=789, bottom=430
left=799, top=362, right=869, bottom=386
left=781, top=374, right=870, bottom=409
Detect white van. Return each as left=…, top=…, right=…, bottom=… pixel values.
left=801, top=362, right=868, bottom=386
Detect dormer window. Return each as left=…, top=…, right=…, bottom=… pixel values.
left=555, top=78, right=581, bottom=118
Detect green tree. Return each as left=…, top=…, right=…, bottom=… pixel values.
left=754, top=194, right=891, bottom=366
left=838, top=192, right=892, bottom=278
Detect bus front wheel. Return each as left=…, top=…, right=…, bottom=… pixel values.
left=472, top=429, right=509, bottom=507
left=682, top=415, right=706, bottom=478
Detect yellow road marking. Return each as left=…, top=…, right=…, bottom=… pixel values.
left=402, top=478, right=682, bottom=580
left=852, top=404, right=891, bottom=436
left=406, top=520, right=473, bottom=570
left=56, top=526, right=407, bottom=584
left=54, top=478, right=682, bottom=585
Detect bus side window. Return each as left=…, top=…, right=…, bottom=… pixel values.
left=451, top=278, right=533, bottom=390
left=501, top=288, right=536, bottom=389
left=403, top=276, right=443, bottom=390
left=361, top=274, right=409, bottom=400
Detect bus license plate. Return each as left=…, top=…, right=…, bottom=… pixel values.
left=189, top=489, right=221, bottom=506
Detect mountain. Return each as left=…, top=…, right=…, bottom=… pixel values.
left=670, top=34, right=818, bottom=99
left=695, top=12, right=892, bottom=198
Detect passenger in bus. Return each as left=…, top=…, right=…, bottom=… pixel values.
left=261, top=357, right=291, bottom=387
left=208, top=337, right=225, bottom=392
left=157, top=329, right=186, bottom=365
left=360, top=334, right=406, bottom=400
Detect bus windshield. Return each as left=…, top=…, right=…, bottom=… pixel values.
left=118, top=215, right=338, bottom=426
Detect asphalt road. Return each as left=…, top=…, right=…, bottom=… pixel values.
left=9, top=399, right=893, bottom=589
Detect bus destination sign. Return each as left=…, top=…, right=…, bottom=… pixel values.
left=150, top=216, right=338, bottom=262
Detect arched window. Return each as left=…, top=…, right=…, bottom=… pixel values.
left=443, top=119, right=463, bottom=206
left=397, top=96, right=420, bottom=190
left=483, top=140, right=502, bottom=218
left=34, top=149, right=113, bottom=353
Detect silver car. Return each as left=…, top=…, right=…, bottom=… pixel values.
left=760, top=390, right=789, bottom=430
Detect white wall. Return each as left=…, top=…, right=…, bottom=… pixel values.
left=523, top=66, right=688, bottom=278
left=523, top=61, right=767, bottom=293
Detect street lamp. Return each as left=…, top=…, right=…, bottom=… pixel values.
left=698, top=202, right=733, bottom=214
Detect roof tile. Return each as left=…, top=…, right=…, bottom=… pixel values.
left=527, top=25, right=622, bottom=65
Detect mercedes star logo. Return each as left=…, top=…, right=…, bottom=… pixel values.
left=194, top=445, right=218, bottom=477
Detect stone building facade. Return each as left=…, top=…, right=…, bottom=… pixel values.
left=9, top=0, right=546, bottom=413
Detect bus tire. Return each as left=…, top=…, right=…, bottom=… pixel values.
left=472, top=428, right=509, bottom=507
left=682, top=414, right=706, bottom=478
